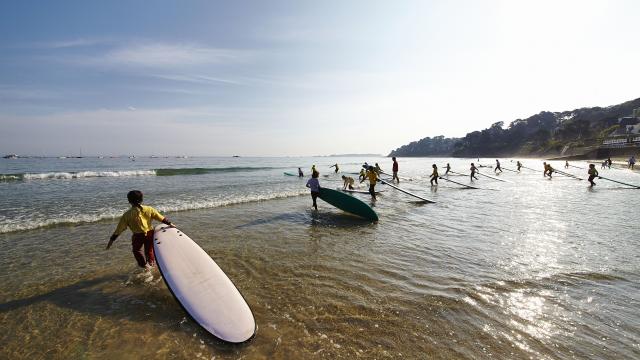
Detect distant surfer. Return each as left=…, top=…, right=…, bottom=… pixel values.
left=298, top=167, right=304, bottom=177
left=565, top=161, right=570, bottom=169
left=494, top=159, right=502, bottom=173
left=516, top=161, right=522, bottom=172
left=359, top=168, right=366, bottom=181
left=342, top=175, right=355, bottom=190
left=444, top=163, right=451, bottom=176
left=470, top=163, right=479, bottom=181
left=330, top=163, right=340, bottom=173
left=306, top=171, right=320, bottom=210
left=106, top=190, right=174, bottom=269
left=607, top=157, right=612, bottom=169
left=601, top=160, right=606, bottom=169
left=430, top=164, right=439, bottom=186
left=361, top=166, right=379, bottom=201
left=543, top=162, right=554, bottom=178
left=392, top=157, right=399, bottom=183
left=311, top=164, right=317, bottom=174
left=374, top=163, right=383, bottom=175
left=629, top=155, right=636, bottom=170
left=587, top=164, right=598, bottom=187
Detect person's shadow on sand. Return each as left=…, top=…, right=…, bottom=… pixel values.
left=0, top=274, right=250, bottom=350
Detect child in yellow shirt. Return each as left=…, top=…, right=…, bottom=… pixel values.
left=106, top=190, right=174, bottom=268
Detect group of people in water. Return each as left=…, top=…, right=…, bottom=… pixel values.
left=107, top=155, right=637, bottom=269
left=303, top=156, right=637, bottom=209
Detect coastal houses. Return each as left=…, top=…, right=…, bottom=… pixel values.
left=602, top=108, right=640, bottom=148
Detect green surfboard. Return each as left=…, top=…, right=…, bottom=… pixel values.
left=318, top=187, right=379, bottom=221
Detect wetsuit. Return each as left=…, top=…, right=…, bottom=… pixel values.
left=430, top=167, right=439, bottom=185
left=470, top=165, right=478, bottom=181
left=587, top=167, right=598, bottom=186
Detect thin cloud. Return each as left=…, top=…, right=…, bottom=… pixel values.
left=152, top=74, right=243, bottom=85
left=33, top=38, right=110, bottom=49
left=103, top=43, right=251, bottom=68
left=0, top=85, right=62, bottom=100
left=51, top=42, right=255, bottom=72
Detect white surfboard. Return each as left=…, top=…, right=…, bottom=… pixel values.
left=153, top=225, right=256, bottom=343
left=379, top=179, right=436, bottom=203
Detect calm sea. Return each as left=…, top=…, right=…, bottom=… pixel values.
left=1, top=156, right=639, bottom=359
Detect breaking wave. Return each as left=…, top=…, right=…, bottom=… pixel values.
left=0, top=189, right=307, bottom=234
left=0, top=167, right=281, bottom=182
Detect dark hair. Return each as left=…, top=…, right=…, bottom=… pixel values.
left=127, top=190, right=143, bottom=209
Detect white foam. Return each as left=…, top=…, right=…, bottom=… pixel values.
left=20, top=170, right=157, bottom=180
left=0, top=189, right=308, bottom=234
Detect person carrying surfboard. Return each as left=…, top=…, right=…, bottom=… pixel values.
left=298, top=167, right=304, bottom=177
left=494, top=159, right=502, bottom=173
left=516, top=161, right=522, bottom=172
left=470, top=163, right=479, bottom=181
left=106, top=190, right=174, bottom=269
left=430, top=164, right=439, bottom=186
left=392, top=157, right=399, bottom=183
left=330, top=163, right=340, bottom=173
left=543, top=162, right=554, bottom=178
left=587, top=164, right=599, bottom=187
left=306, top=171, right=321, bottom=210
left=342, top=175, right=355, bottom=190
left=360, top=166, right=379, bottom=200
left=444, top=163, right=451, bottom=176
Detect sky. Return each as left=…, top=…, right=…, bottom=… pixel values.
left=0, top=0, right=639, bottom=156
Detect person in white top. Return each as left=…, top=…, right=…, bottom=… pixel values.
left=306, top=171, right=321, bottom=210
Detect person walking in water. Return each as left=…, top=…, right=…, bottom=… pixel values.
left=494, top=159, right=502, bottom=173
left=330, top=163, right=340, bottom=173
left=587, top=164, right=599, bottom=187
left=430, top=164, right=439, bottom=186
left=358, top=168, right=366, bottom=181
left=516, top=161, right=522, bottom=171
left=106, top=190, right=174, bottom=269
left=565, top=161, right=570, bottom=169
left=374, top=163, right=383, bottom=175
left=629, top=155, right=636, bottom=170
left=543, top=162, right=554, bottom=178
left=360, top=166, right=379, bottom=201
left=392, top=157, right=399, bottom=183
left=470, top=163, right=479, bottom=181
left=311, top=164, right=317, bottom=174
left=298, top=167, right=304, bottom=177
left=342, top=175, right=355, bottom=190
left=607, top=157, right=612, bottom=169
left=444, top=163, right=451, bottom=176
left=306, top=171, right=321, bottom=210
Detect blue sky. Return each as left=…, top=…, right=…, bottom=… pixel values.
left=1, top=0, right=639, bottom=156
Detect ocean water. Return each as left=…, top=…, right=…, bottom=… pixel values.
left=1, top=156, right=639, bottom=359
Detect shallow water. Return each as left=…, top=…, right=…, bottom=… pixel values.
left=1, top=156, right=639, bottom=359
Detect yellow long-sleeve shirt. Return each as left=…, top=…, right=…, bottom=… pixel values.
left=367, top=170, right=378, bottom=185
left=113, top=205, right=165, bottom=235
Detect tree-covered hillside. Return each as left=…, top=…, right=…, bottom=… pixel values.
left=388, top=97, right=640, bottom=157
